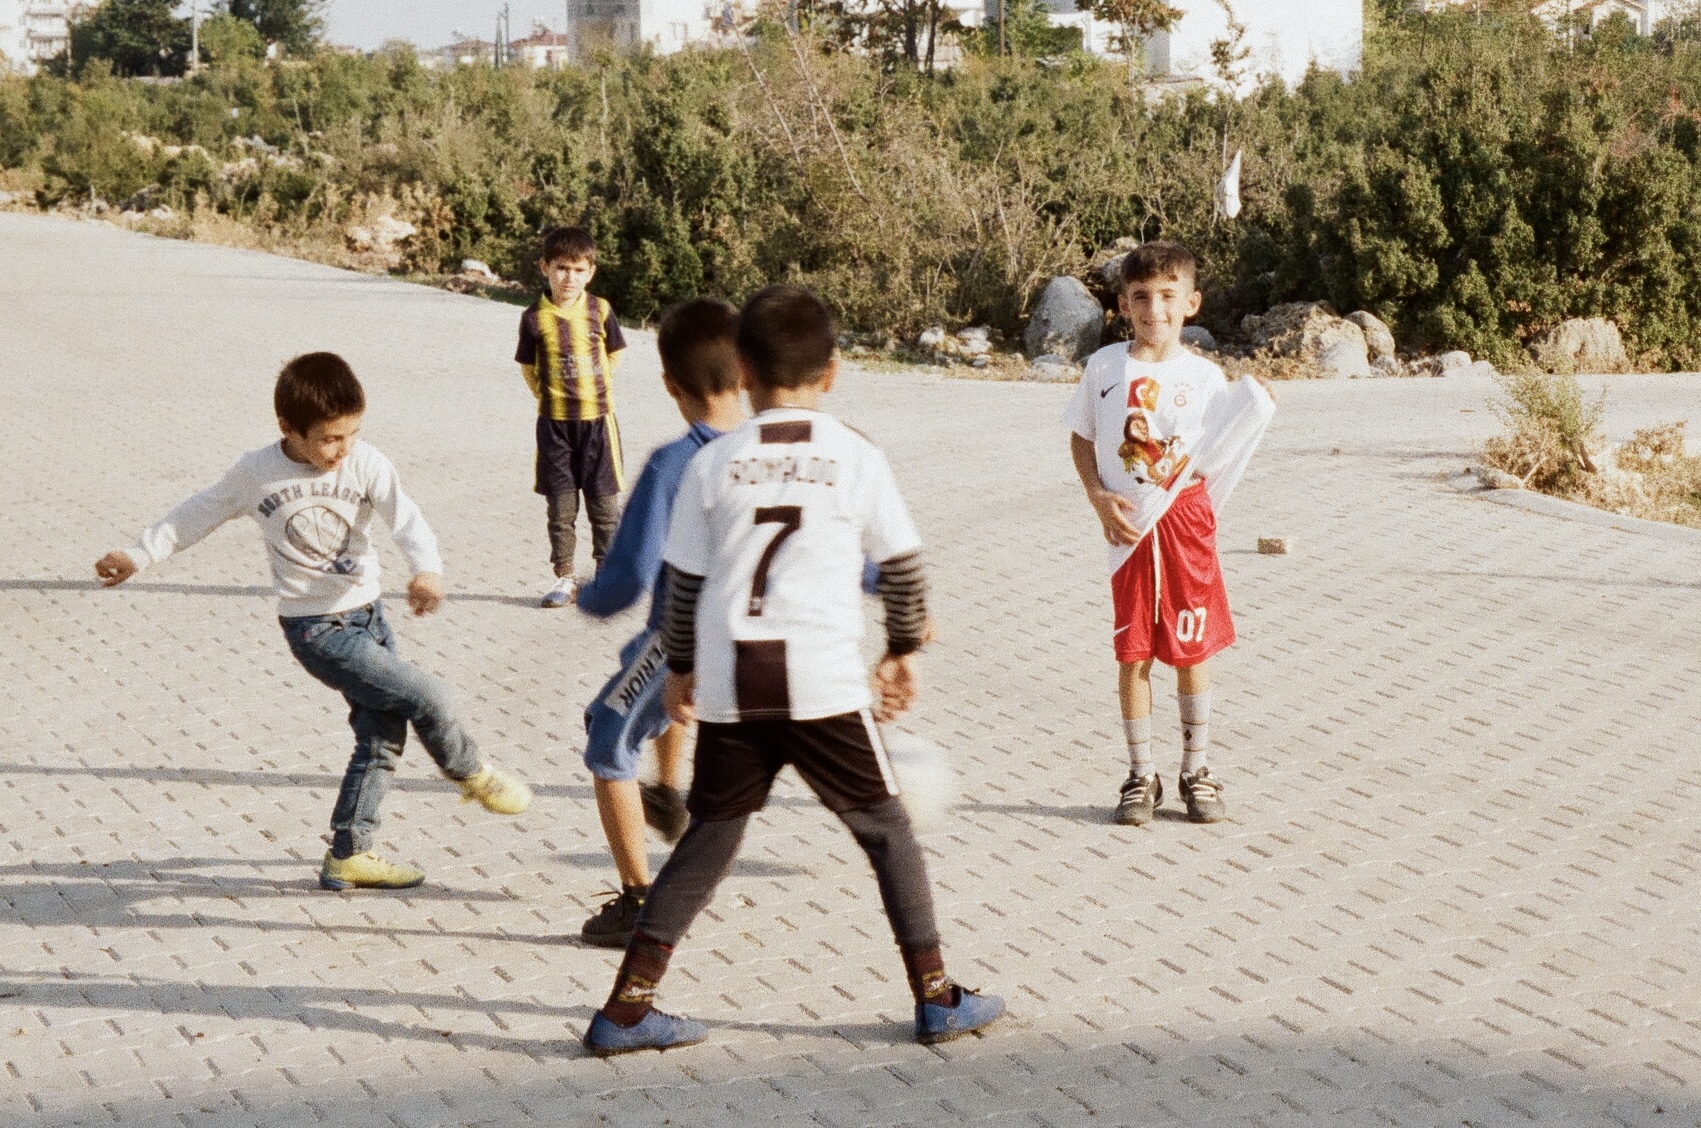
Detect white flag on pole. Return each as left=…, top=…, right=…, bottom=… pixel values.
left=1215, top=149, right=1243, bottom=220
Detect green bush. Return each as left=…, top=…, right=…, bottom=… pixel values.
left=6, top=9, right=1701, bottom=365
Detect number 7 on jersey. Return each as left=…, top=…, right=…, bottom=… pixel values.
left=748, top=505, right=802, bottom=616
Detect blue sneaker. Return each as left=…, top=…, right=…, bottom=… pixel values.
left=582, top=1009, right=707, bottom=1057
left=914, top=987, right=1005, bottom=1045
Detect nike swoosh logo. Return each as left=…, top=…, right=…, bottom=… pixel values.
left=1100, top=384, right=1117, bottom=398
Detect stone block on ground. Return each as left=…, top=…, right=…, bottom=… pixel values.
left=1025, top=276, right=1105, bottom=361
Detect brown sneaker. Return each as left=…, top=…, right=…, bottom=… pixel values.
left=1113, top=772, right=1162, bottom=826
left=1178, top=767, right=1226, bottom=823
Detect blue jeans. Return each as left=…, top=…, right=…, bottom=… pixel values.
left=281, top=601, right=480, bottom=858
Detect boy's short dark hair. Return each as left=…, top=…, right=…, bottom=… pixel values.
left=540, top=226, right=597, bottom=265
left=275, top=352, right=365, bottom=434
left=1121, top=241, right=1198, bottom=290
left=657, top=298, right=741, bottom=399
left=736, top=284, right=836, bottom=389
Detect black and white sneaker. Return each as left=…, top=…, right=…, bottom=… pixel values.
left=1114, top=772, right=1162, bottom=826
left=581, top=886, right=647, bottom=948
left=1178, top=767, right=1226, bottom=823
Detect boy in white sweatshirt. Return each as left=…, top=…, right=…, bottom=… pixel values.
left=95, top=352, right=533, bottom=890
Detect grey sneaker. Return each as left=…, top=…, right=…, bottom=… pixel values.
left=581, top=886, right=647, bottom=948
left=1179, top=767, right=1226, bottom=823
left=640, top=783, right=689, bottom=844
left=1114, top=772, right=1162, bottom=826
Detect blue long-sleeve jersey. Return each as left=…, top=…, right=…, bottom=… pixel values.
left=576, top=420, right=721, bottom=631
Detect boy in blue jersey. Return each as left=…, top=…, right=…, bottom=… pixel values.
left=574, top=299, right=747, bottom=946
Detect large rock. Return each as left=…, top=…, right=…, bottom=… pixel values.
left=1181, top=325, right=1218, bottom=351
left=1242, top=302, right=1369, bottom=377
left=1025, top=276, right=1105, bottom=361
left=1530, top=317, right=1630, bottom=374
left=1346, top=311, right=1396, bottom=362
left=1027, top=354, right=1079, bottom=383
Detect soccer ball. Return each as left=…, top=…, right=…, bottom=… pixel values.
left=882, top=729, right=953, bottom=834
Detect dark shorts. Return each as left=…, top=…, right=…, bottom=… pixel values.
left=688, top=711, right=899, bottom=821
left=535, top=415, right=624, bottom=498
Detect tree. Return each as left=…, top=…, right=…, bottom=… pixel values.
left=1083, top=0, right=1181, bottom=92
left=224, top=0, right=325, bottom=57
left=198, top=11, right=266, bottom=65
left=66, top=0, right=191, bottom=77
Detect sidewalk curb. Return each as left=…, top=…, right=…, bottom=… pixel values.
left=1448, top=469, right=1701, bottom=546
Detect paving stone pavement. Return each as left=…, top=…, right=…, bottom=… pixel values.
left=3, top=211, right=1701, bottom=1127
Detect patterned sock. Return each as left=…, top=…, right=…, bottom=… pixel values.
left=901, top=945, right=957, bottom=1006
left=1179, top=691, right=1212, bottom=775
left=1124, top=716, right=1154, bottom=776
left=600, top=931, right=673, bottom=1027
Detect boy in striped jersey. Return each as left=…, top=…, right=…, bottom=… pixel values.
left=516, top=227, right=628, bottom=608
left=582, top=285, right=1003, bottom=1056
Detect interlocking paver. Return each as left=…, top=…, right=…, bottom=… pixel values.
left=5, top=211, right=1701, bottom=1125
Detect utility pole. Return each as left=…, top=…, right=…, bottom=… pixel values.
left=189, top=0, right=200, bottom=75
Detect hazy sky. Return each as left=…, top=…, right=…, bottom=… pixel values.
left=321, top=1, right=574, bottom=50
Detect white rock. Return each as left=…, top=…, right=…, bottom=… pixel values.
left=459, top=258, right=500, bottom=282
left=1318, top=336, right=1372, bottom=379
left=962, top=337, right=991, bottom=357
left=148, top=206, right=175, bottom=220
left=1460, top=359, right=1498, bottom=380
left=0, top=190, right=20, bottom=206
left=916, top=326, right=946, bottom=349
left=369, top=214, right=416, bottom=250
left=956, top=326, right=990, bottom=343
left=1370, top=355, right=1405, bottom=378
left=1436, top=350, right=1472, bottom=374
left=970, top=354, right=990, bottom=368
left=1024, top=276, right=1105, bottom=361
left=1180, top=325, right=1218, bottom=351
left=1472, top=465, right=1523, bottom=490
left=1346, top=311, right=1396, bottom=361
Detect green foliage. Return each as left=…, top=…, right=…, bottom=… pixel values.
left=9, top=11, right=1701, bottom=366
left=66, top=0, right=191, bottom=77
left=224, top=0, right=325, bottom=57
left=199, top=14, right=266, bottom=65
left=971, top=0, right=1084, bottom=58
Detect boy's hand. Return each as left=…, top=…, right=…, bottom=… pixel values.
left=1089, top=488, right=1143, bottom=546
left=407, top=572, right=445, bottom=616
left=95, top=551, right=137, bottom=587
left=873, top=653, right=920, bottom=722
left=664, top=671, right=697, bottom=726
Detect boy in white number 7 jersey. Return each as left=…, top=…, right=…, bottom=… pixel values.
left=582, top=285, right=1003, bottom=1056
left=1067, top=242, right=1274, bottom=827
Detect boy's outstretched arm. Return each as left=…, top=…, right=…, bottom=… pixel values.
left=95, top=466, right=246, bottom=587
left=1071, top=433, right=1141, bottom=546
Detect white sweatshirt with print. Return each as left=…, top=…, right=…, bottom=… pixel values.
left=126, top=440, right=443, bottom=618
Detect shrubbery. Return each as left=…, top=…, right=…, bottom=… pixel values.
left=6, top=7, right=1701, bottom=366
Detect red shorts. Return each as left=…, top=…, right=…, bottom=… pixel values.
left=1111, top=482, right=1235, bottom=666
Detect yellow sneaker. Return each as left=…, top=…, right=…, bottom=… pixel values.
left=319, top=851, right=425, bottom=891
left=458, top=762, right=533, bottom=815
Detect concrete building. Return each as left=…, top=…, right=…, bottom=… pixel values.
left=1414, top=0, right=1673, bottom=35
left=566, top=0, right=727, bottom=61
left=0, top=0, right=88, bottom=75
left=967, top=0, right=1362, bottom=89
left=508, top=23, right=571, bottom=68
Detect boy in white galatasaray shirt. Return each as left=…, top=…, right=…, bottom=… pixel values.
left=94, top=353, right=532, bottom=892
left=582, top=285, right=1003, bottom=1058
left=1065, top=242, right=1274, bottom=828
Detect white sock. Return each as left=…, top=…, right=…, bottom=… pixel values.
left=1124, top=716, right=1153, bottom=776
left=1179, top=691, right=1212, bottom=774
